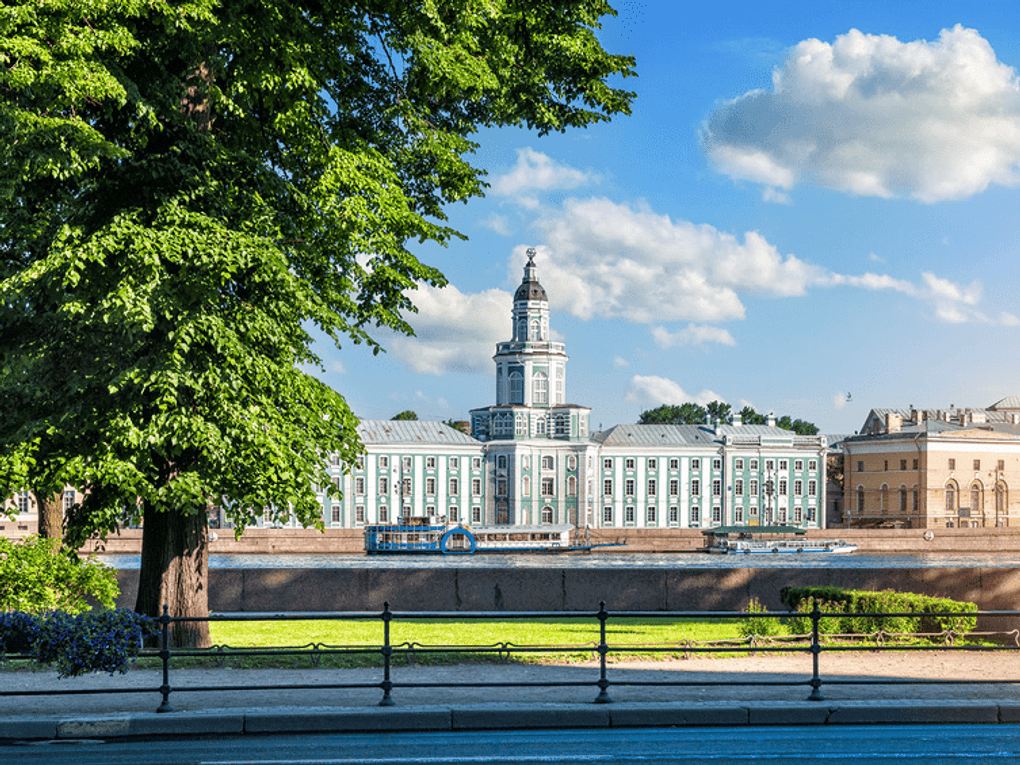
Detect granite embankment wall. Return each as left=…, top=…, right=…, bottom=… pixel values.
left=87, top=525, right=1020, bottom=555
left=113, top=566, right=1020, bottom=621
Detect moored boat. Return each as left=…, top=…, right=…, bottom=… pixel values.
left=364, top=519, right=625, bottom=554
left=702, top=525, right=858, bottom=555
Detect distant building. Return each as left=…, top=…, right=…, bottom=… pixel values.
left=841, top=400, right=1020, bottom=528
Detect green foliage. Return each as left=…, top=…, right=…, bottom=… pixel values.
left=0, top=1, right=635, bottom=549
left=2, top=608, right=155, bottom=676
left=0, top=536, right=118, bottom=614
left=780, top=587, right=978, bottom=637
left=738, top=597, right=781, bottom=638
left=638, top=402, right=817, bottom=433
left=392, top=411, right=419, bottom=421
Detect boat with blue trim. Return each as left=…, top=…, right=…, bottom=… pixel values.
left=364, top=518, right=625, bottom=554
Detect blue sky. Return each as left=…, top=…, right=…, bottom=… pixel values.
left=317, top=1, right=1020, bottom=435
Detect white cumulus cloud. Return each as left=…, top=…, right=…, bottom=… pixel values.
left=625, top=376, right=724, bottom=407
left=652, top=324, right=736, bottom=348
left=704, top=25, right=1020, bottom=202
left=386, top=285, right=511, bottom=375
left=491, top=147, right=600, bottom=200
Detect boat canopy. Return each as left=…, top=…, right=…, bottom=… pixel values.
left=702, top=525, right=807, bottom=537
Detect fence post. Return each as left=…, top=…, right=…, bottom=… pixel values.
left=379, top=602, right=395, bottom=707
left=807, top=599, right=824, bottom=701
left=156, top=605, right=174, bottom=713
left=594, top=601, right=612, bottom=704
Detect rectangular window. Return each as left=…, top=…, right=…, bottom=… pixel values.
left=794, top=479, right=803, bottom=496
left=379, top=506, right=389, bottom=522
left=712, top=506, right=721, bottom=523
left=795, top=460, right=803, bottom=471
left=603, top=506, right=614, bottom=525
left=625, top=458, right=635, bottom=469
left=999, top=460, right=1005, bottom=471
left=472, top=506, right=482, bottom=523
left=750, top=479, right=758, bottom=495
left=750, top=459, right=758, bottom=470
left=425, top=478, right=436, bottom=495
left=712, top=479, right=721, bottom=496
left=948, top=459, right=956, bottom=470
left=542, top=455, right=554, bottom=470
left=884, top=460, right=888, bottom=471
left=603, top=478, right=613, bottom=495
left=472, top=457, right=482, bottom=469
left=913, top=459, right=919, bottom=470
left=625, top=506, right=635, bottom=524
left=331, top=453, right=341, bottom=467
left=541, top=478, right=555, bottom=496
left=403, top=456, right=412, bottom=470
left=625, top=478, right=635, bottom=495
left=449, top=478, right=459, bottom=496
left=669, top=506, right=679, bottom=524
left=355, top=477, right=365, bottom=495
left=779, top=460, right=788, bottom=471
left=900, top=460, right=907, bottom=471
left=690, top=507, right=701, bottom=525
left=402, top=478, right=412, bottom=496
left=794, top=507, right=803, bottom=524
left=379, top=477, right=389, bottom=494
left=735, top=458, right=744, bottom=470
left=750, top=505, right=758, bottom=516
left=809, top=460, right=817, bottom=471
left=691, top=458, right=701, bottom=470
left=448, top=506, right=458, bottom=522
left=691, top=479, right=700, bottom=497
left=646, top=506, right=657, bottom=524
left=734, top=507, right=744, bottom=524
left=426, top=456, right=436, bottom=469
left=735, top=479, right=743, bottom=496
left=449, top=457, right=459, bottom=470
left=472, top=478, right=482, bottom=496
left=648, top=458, right=657, bottom=470
left=779, top=479, right=788, bottom=496
left=379, top=456, right=389, bottom=469
left=497, top=479, right=508, bottom=495
left=669, top=478, right=679, bottom=496
left=974, top=459, right=981, bottom=471
left=63, top=490, right=75, bottom=513
left=331, top=504, right=341, bottom=524
left=808, top=480, right=817, bottom=497
left=647, top=479, right=657, bottom=496
left=603, top=458, right=613, bottom=470
left=766, top=460, right=775, bottom=471
left=355, top=506, right=365, bottom=526
left=669, top=458, right=679, bottom=470
left=857, top=461, right=864, bottom=472
left=712, top=458, right=722, bottom=470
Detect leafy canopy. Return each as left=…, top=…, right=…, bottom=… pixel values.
left=0, top=1, right=635, bottom=541
left=638, top=402, right=818, bottom=435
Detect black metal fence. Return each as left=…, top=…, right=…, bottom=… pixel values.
left=3, top=602, right=1019, bottom=713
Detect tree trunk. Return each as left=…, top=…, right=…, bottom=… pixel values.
left=136, top=501, right=211, bottom=648
left=35, top=490, right=63, bottom=542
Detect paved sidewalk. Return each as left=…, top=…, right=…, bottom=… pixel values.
left=2, top=652, right=1020, bottom=739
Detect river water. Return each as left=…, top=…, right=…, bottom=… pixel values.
left=97, top=551, right=1020, bottom=570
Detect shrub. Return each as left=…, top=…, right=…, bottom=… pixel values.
left=738, top=597, right=782, bottom=638
left=1, top=609, right=156, bottom=676
left=780, top=587, right=978, bottom=637
left=0, top=536, right=118, bottom=614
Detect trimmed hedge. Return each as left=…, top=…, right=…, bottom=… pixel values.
left=0, top=609, right=156, bottom=677
left=780, top=587, right=978, bottom=636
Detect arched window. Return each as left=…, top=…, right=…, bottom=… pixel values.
left=996, top=482, right=1007, bottom=518
left=496, top=501, right=509, bottom=524
left=522, top=476, right=530, bottom=496
left=567, top=476, right=577, bottom=497
left=880, top=484, right=889, bottom=513
left=970, top=482, right=983, bottom=514
left=509, top=372, right=523, bottom=404
left=899, top=487, right=907, bottom=513
left=856, top=486, right=865, bottom=513
left=533, top=371, right=548, bottom=404
left=517, top=319, right=526, bottom=340
left=530, top=318, right=542, bottom=340
left=945, top=481, right=957, bottom=512
left=541, top=506, right=554, bottom=524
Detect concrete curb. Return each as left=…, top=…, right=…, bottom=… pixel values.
left=2, top=700, right=1020, bottom=741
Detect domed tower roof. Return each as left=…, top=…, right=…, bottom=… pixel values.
left=514, top=248, right=547, bottom=302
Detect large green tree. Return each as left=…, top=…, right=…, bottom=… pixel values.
left=0, top=1, right=635, bottom=645
left=638, top=402, right=818, bottom=435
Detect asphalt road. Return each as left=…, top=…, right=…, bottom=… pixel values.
left=4, top=725, right=1020, bottom=765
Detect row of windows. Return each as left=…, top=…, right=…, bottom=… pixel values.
left=599, top=505, right=816, bottom=526
left=603, top=457, right=818, bottom=472
left=600, top=478, right=817, bottom=498
left=856, top=458, right=1007, bottom=472
left=351, top=476, right=485, bottom=497
left=333, top=505, right=487, bottom=526
left=853, top=484, right=1009, bottom=514
left=351, top=456, right=485, bottom=472
left=494, top=454, right=579, bottom=471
